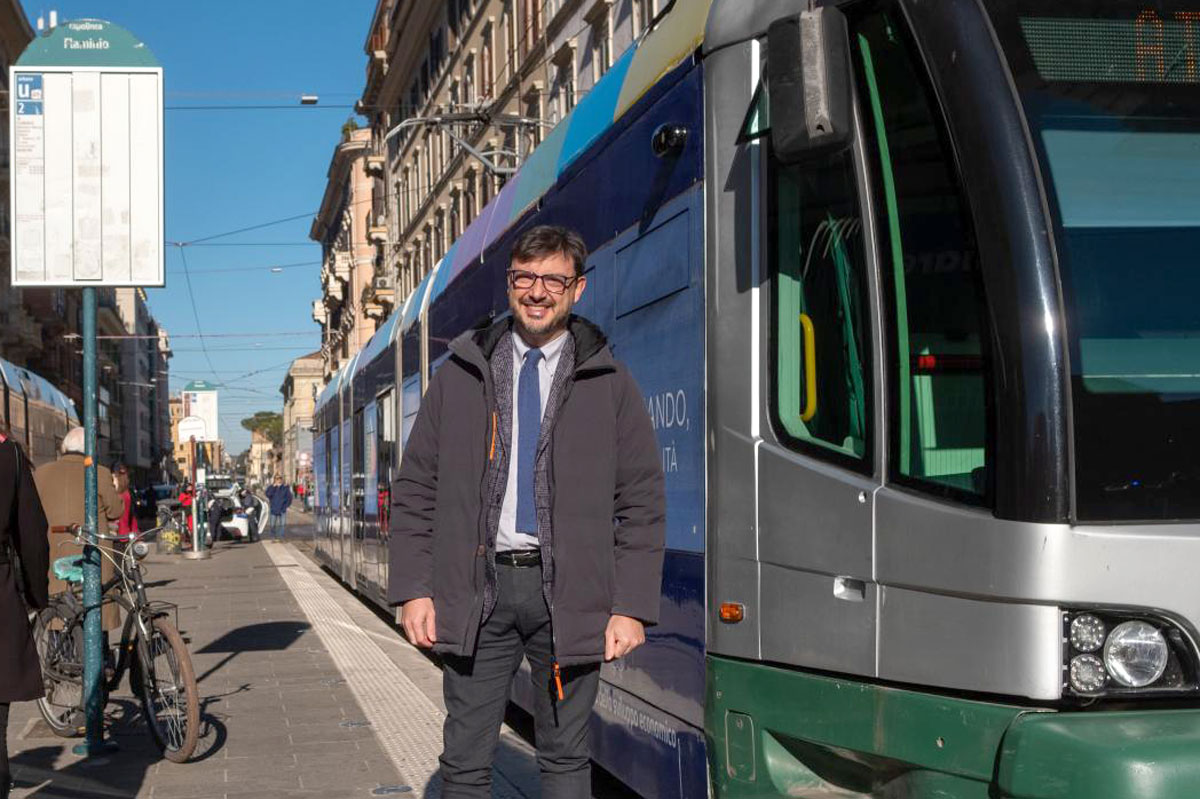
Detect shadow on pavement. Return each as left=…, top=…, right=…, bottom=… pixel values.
left=193, top=620, right=310, bottom=684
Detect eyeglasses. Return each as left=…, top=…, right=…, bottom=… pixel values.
left=506, top=269, right=579, bottom=295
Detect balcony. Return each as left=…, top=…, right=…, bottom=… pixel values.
left=365, top=154, right=386, bottom=176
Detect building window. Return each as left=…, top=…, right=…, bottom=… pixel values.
left=590, top=5, right=612, bottom=82
left=503, top=1, right=517, bottom=83
left=523, top=0, right=542, bottom=55
left=450, top=189, right=461, bottom=242
left=464, top=169, right=477, bottom=226
left=552, top=44, right=576, bottom=121
left=524, top=86, right=543, bottom=147
left=482, top=24, right=495, bottom=99
left=633, top=0, right=656, bottom=37
left=464, top=53, right=476, bottom=105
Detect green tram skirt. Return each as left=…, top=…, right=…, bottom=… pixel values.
left=707, top=654, right=1200, bottom=798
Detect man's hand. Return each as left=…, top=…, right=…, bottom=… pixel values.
left=401, top=597, right=437, bottom=649
left=604, top=614, right=645, bottom=661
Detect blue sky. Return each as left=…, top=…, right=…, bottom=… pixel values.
left=19, top=1, right=373, bottom=453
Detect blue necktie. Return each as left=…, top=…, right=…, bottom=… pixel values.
left=516, top=348, right=543, bottom=535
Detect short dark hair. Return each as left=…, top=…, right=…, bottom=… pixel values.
left=510, top=225, right=587, bottom=277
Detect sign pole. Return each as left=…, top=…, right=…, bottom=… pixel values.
left=78, top=286, right=110, bottom=755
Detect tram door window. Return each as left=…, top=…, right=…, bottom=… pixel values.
left=855, top=8, right=992, bottom=501
left=769, top=148, right=872, bottom=465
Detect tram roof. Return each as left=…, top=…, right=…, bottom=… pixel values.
left=0, top=356, right=78, bottom=419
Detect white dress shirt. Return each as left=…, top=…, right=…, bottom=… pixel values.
left=496, top=328, right=568, bottom=552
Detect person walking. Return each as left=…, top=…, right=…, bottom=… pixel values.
left=0, top=430, right=49, bottom=799
left=113, top=464, right=138, bottom=542
left=35, top=427, right=123, bottom=632
left=388, top=225, right=665, bottom=798
left=265, top=475, right=291, bottom=541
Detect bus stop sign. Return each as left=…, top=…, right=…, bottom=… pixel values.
left=9, top=19, right=163, bottom=287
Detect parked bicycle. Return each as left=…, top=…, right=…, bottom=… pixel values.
left=32, top=521, right=200, bottom=762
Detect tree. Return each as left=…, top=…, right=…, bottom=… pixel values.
left=240, top=411, right=283, bottom=447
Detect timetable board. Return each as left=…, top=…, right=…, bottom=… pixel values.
left=9, top=19, right=163, bottom=287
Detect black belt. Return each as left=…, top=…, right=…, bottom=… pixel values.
left=495, top=549, right=541, bottom=568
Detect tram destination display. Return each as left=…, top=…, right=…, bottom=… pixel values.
left=1020, top=6, right=1200, bottom=84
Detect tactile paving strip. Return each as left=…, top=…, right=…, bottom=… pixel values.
left=265, top=543, right=444, bottom=792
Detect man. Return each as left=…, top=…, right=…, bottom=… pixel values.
left=389, top=225, right=665, bottom=797
left=34, top=427, right=123, bottom=630
left=265, top=475, right=291, bottom=542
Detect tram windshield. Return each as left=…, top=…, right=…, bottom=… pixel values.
left=988, top=1, right=1200, bottom=521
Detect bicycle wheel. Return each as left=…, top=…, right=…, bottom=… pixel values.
left=134, top=616, right=199, bottom=762
left=32, top=602, right=85, bottom=738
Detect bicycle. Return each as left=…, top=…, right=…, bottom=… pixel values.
left=32, top=522, right=200, bottom=763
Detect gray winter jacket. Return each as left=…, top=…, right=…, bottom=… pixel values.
left=387, top=315, right=665, bottom=665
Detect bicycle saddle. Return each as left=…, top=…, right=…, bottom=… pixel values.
left=52, top=555, right=85, bottom=584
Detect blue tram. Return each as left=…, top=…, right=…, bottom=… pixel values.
left=0, top=356, right=79, bottom=467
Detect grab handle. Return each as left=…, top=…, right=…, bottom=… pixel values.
left=799, top=313, right=817, bottom=422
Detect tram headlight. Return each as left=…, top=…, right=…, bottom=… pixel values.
left=1104, top=620, right=1169, bottom=688
left=1069, top=654, right=1107, bottom=694
left=1063, top=610, right=1198, bottom=698
left=1069, top=614, right=1106, bottom=653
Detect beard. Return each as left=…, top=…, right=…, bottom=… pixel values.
left=511, top=297, right=571, bottom=341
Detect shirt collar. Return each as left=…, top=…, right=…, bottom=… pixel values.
left=513, top=326, right=568, bottom=368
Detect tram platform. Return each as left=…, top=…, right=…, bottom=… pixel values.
left=5, top=510, right=563, bottom=799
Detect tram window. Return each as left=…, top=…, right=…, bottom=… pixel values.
left=768, top=146, right=872, bottom=466
left=855, top=9, right=992, bottom=501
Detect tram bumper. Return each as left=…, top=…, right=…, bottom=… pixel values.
left=997, top=708, right=1200, bottom=798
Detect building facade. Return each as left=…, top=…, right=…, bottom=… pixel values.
left=280, top=351, right=323, bottom=485
left=310, top=127, right=382, bottom=381
left=247, top=429, right=279, bottom=489
left=0, top=1, right=38, bottom=366
left=359, top=0, right=656, bottom=301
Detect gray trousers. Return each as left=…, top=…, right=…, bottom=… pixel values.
left=440, top=563, right=600, bottom=799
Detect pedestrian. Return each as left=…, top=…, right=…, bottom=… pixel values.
left=0, top=428, right=49, bottom=799
left=34, top=427, right=123, bottom=632
left=178, top=482, right=194, bottom=542
left=113, top=463, right=139, bottom=542
left=265, top=475, right=291, bottom=541
left=295, top=481, right=306, bottom=513
left=388, top=225, right=666, bottom=798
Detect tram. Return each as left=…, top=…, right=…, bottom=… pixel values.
left=0, top=356, right=79, bottom=467
left=315, top=0, right=1200, bottom=795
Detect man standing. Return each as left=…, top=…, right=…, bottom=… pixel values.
left=265, top=475, right=291, bottom=542
left=35, top=427, right=123, bottom=631
left=389, top=225, right=665, bottom=797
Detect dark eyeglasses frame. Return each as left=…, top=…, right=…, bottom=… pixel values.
left=506, top=269, right=581, bottom=295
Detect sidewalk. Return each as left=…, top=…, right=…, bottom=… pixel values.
left=5, top=510, right=536, bottom=799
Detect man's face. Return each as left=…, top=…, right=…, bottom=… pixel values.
left=507, top=251, right=586, bottom=345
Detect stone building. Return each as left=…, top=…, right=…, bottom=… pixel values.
left=358, top=0, right=657, bottom=300
left=0, top=0, right=38, bottom=366
left=310, top=127, right=381, bottom=381
left=280, top=351, right=323, bottom=484
left=116, top=288, right=173, bottom=483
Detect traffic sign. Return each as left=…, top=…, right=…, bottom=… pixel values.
left=9, top=19, right=163, bottom=287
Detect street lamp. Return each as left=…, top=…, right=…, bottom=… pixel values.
left=300, top=94, right=319, bottom=105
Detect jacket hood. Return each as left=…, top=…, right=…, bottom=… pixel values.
left=449, top=314, right=614, bottom=375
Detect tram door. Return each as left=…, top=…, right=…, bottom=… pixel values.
left=352, top=408, right=367, bottom=590
left=707, top=24, right=880, bottom=677
left=753, top=109, right=881, bottom=676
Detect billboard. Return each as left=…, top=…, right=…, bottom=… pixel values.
left=181, top=381, right=218, bottom=442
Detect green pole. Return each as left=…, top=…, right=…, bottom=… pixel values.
left=80, top=286, right=105, bottom=753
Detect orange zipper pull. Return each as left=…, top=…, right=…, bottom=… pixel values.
left=552, top=661, right=564, bottom=701
left=489, top=411, right=498, bottom=461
